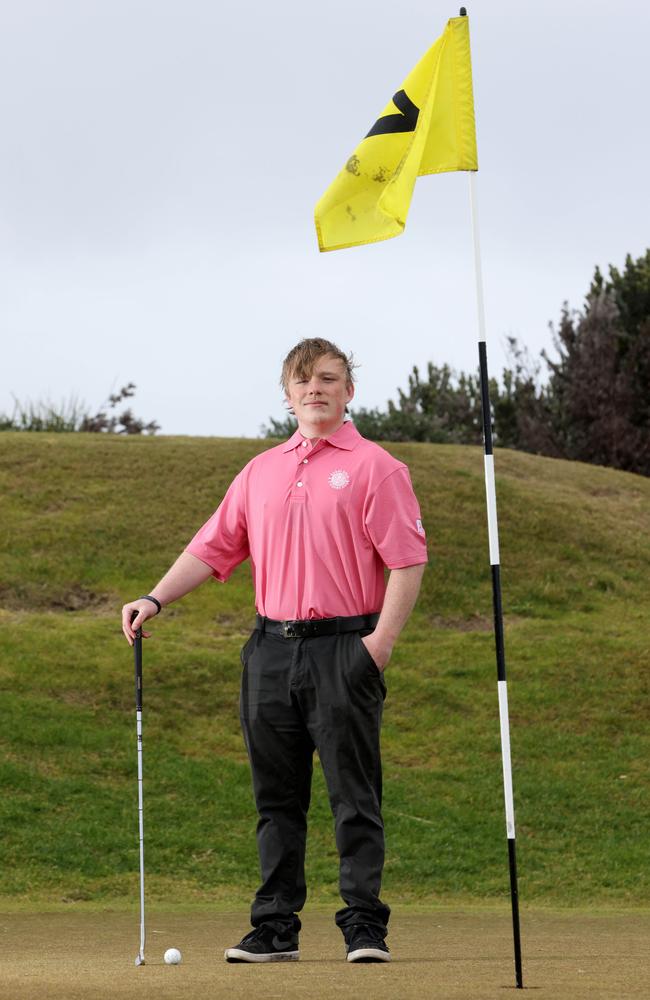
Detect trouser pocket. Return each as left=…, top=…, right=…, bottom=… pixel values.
left=352, top=630, right=387, bottom=698
left=240, top=628, right=259, bottom=667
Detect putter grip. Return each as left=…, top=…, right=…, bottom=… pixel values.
left=131, top=610, right=143, bottom=712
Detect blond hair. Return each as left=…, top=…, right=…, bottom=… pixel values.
left=280, top=338, right=356, bottom=393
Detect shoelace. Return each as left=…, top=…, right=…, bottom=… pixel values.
left=240, top=925, right=296, bottom=948
left=240, top=927, right=268, bottom=947
left=348, top=924, right=386, bottom=946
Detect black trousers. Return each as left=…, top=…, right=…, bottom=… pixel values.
left=239, top=626, right=390, bottom=937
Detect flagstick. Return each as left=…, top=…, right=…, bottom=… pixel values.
left=468, top=168, right=523, bottom=989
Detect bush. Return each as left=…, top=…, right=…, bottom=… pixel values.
left=0, top=384, right=160, bottom=435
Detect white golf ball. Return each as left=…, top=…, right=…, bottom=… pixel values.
left=164, top=947, right=182, bottom=965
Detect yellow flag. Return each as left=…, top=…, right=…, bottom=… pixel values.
left=315, top=15, right=478, bottom=252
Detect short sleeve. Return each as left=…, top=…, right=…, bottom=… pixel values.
left=365, top=467, right=428, bottom=569
left=185, top=472, right=250, bottom=581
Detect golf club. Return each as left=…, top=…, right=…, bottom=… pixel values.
left=132, top=614, right=146, bottom=967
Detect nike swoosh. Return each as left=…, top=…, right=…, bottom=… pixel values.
left=272, top=935, right=295, bottom=950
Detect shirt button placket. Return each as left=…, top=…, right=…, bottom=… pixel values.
left=294, top=442, right=309, bottom=497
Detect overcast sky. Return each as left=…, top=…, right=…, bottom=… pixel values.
left=1, top=0, right=648, bottom=436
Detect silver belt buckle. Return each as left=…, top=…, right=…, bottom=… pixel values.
left=282, top=621, right=298, bottom=638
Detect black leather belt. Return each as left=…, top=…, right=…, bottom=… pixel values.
left=255, top=613, right=380, bottom=639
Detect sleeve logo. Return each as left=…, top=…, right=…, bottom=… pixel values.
left=416, top=518, right=425, bottom=535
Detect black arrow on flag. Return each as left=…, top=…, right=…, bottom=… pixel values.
left=365, top=89, right=420, bottom=138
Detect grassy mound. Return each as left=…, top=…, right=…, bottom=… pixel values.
left=1, top=433, right=649, bottom=907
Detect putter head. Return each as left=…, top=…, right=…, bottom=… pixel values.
left=135, top=954, right=145, bottom=966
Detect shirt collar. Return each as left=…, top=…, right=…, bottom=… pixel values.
left=281, top=420, right=362, bottom=453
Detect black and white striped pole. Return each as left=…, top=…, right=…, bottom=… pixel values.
left=132, top=616, right=146, bottom=967
left=469, top=168, right=523, bottom=989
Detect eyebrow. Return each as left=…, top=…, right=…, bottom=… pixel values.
left=293, top=368, right=342, bottom=380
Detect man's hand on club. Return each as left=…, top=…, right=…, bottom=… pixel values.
left=122, top=600, right=158, bottom=646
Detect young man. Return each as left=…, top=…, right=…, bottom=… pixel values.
left=122, top=337, right=427, bottom=963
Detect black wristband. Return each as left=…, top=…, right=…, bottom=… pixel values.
left=140, top=595, right=162, bottom=615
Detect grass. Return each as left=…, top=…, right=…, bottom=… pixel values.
left=0, top=432, right=649, bottom=907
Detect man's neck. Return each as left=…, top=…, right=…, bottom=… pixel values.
left=297, top=418, right=345, bottom=442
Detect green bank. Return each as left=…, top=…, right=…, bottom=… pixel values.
left=0, top=433, right=649, bottom=907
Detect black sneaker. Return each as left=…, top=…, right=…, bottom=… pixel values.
left=224, top=924, right=300, bottom=963
left=345, top=924, right=391, bottom=963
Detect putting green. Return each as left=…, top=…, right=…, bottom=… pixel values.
left=1, top=909, right=647, bottom=999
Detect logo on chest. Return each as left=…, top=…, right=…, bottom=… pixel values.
left=328, top=469, right=351, bottom=490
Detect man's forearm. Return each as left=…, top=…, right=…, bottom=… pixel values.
left=364, top=563, right=426, bottom=668
left=149, top=551, right=214, bottom=607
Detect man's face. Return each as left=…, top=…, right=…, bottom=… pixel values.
left=285, top=354, right=354, bottom=431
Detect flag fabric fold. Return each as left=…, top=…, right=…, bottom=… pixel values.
left=314, top=15, right=478, bottom=252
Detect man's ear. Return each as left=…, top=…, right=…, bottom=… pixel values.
left=346, top=382, right=355, bottom=404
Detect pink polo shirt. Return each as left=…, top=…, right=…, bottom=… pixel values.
left=186, top=421, right=427, bottom=620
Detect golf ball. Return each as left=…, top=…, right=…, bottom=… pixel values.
left=164, top=948, right=182, bottom=965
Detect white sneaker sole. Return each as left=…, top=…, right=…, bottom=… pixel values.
left=347, top=946, right=391, bottom=963
left=225, top=948, right=299, bottom=963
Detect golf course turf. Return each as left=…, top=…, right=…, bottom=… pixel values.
left=2, top=907, right=647, bottom=999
